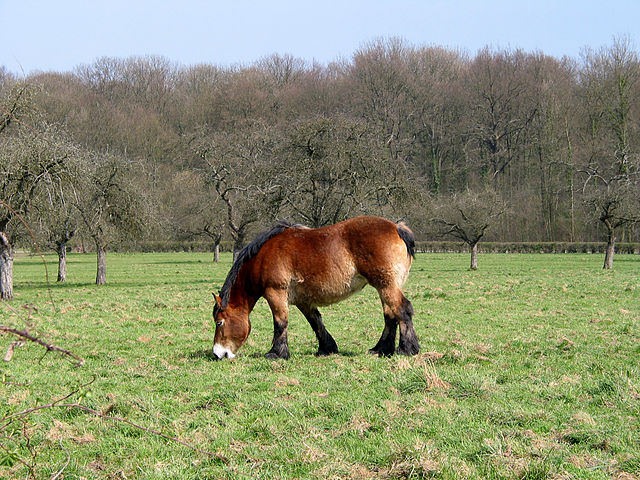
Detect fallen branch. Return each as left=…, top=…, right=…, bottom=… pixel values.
left=0, top=326, right=84, bottom=366
left=1, top=378, right=94, bottom=429
left=50, top=439, right=70, bottom=480
left=2, top=378, right=230, bottom=480
left=0, top=378, right=91, bottom=478
left=2, top=376, right=226, bottom=464
left=55, top=403, right=227, bottom=462
left=4, top=339, right=25, bottom=361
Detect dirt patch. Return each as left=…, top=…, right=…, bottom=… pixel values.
left=46, top=419, right=96, bottom=444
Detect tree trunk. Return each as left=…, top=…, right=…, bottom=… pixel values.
left=57, top=242, right=67, bottom=282
left=96, top=243, right=107, bottom=285
left=603, top=227, right=615, bottom=270
left=232, top=238, right=244, bottom=264
left=470, top=242, right=478, bottom=270
left=213, top=243, right=220, bottom=263
left=0, top=232, right=14, bottom=301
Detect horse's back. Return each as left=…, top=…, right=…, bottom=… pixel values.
left=253, top=216, right=412, bottom=306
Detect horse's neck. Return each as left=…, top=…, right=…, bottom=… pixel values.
left=228, top=269, right=258, bottom=314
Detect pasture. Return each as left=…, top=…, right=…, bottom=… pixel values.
left=1, top=252, right=639, bottom=479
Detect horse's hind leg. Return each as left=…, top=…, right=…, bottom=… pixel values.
left=372, top=287, right=420, bottom=356
left=298, top=305, right=338, bottom=356
left=396, top=296, right=420, bottom=355
left=264, top=288, right=290, bottom=359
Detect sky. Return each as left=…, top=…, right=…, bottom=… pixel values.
left=1, top=0, right=639, bottom=75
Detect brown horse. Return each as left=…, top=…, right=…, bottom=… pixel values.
left=212, top=216, right=420, bottom=360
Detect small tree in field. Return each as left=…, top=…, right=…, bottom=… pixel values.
left=583, top=177, right=640, bottom=268
left=167, top=169, right=226, bottom=262
left=75, top=151, right=151, bottom=285
left=579, top=37, right=640, bottom=268
left=1, top=114, right=69, bottom=298
left=193, top=124, right=281, bottom=257
left=431, top=189, right=507, bottom=270
left=31, top=144, right=85, bottom=282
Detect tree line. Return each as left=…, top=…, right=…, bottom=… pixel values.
left=1, top=36, right=639, bottom=298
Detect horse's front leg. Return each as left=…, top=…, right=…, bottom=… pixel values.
left=369, top=312, right=398, bottom=357
left=264, top=288, right=290, bottom=359
left=298, top=304, right=338, bottom=356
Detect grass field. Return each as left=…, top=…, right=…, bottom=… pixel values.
left=1, top=251, right=639, bottom=479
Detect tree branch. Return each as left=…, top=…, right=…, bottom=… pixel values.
left=0, top=326, right=84, bottom=367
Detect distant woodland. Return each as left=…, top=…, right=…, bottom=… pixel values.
left=2, top=37, right=639, bottom=262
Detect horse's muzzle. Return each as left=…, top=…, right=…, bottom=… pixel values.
left=213, top=343, right=236, bottom=360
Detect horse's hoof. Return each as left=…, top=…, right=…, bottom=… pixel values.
left=265, top=352, right=289, bottom=360
left=396, top=345, right=420, bottom=356
left=315, top=349, right=337, bottom=357
left=369, top=348, right=394, bottom=357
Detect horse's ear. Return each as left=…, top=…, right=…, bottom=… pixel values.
left=212, top=292, right=222, bottom=308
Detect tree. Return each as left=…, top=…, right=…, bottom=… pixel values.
left=167, top=169, right=226, bottom=262
left=0, top=111, right=69, bottom=299
left=579, top=36, right=640, bottom=268
left=173, top=64, right=226, bottom=133
left=431, top=189, right=507, bottom=270
left=275, top=115, right=407, bottom=227
left=583, top=180, right=640, bottom=268
left=463, top=48, right=538, bottom=186
left=31, top=151, right=83, bottom=282
left=349, top=38, right=415, bottom=164
left=526, top=54, right=578, bottom=242
left=405, top=47, right=466, bottom=195
left=192, top=124, right=280, bottom=256
left=74, top=151, right=152, bottom=284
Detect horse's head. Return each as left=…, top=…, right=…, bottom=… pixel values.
left=212, top=293, right=251, bottom=359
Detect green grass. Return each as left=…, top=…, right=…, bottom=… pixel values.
left=1, top=252, right=639, bottom=479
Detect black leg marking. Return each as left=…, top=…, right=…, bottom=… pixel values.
left=299, top=306, right=338, bottom=356
left=396, top=297, right=420, bottom=356
left=369, top=315, right=398, bottom=357
left=266, top=318, right=290, bottom=360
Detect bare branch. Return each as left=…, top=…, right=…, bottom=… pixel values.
left=54, top=403, right=227, bottom=461
left=0, top=326, right=84, bottom=367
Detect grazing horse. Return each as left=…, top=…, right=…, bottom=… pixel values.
left=212, top=216, right=420, bottom=360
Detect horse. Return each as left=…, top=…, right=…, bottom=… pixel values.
left=211, top=215, right=420, bottom=360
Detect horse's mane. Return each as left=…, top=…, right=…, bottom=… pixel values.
left=217, top=220, right=299, bottom=309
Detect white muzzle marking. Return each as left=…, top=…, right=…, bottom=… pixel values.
left=213, top=343, right=235, bottom=359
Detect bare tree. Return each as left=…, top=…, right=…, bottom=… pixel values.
left=31, top=153, right=83, bottom=282
left=406, top=46, right=466, bottom=195
left=167, top=169, right=226, bottom=262
left=276, top=115, right=407, bottom=227
left=0, top=115, right=69, bottom=299
left=192, top=124, right=280, bottom=256
left=579, top=36, right=640, bottom=268
left=256, top=53, right=307, bottom=89
left=173, top=64, right=226, bottom=133
left=463, top=48, right=539, bottom=185
left=526, top=54, right=578, bottom=241
left=74, top=151, right=152, bottom=284
left=349, top=38, right=414, bottom=164
left=431, top=189, right=507, bottom=270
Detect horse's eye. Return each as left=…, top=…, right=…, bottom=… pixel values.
left=216, top=320, right=224, bottom=327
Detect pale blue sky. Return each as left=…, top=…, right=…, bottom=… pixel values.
left=1, top=0, right=639, bottom=74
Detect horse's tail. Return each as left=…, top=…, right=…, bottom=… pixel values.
left=396, top=222, right=415, bottom=258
